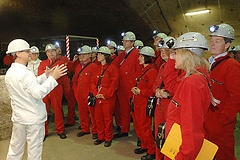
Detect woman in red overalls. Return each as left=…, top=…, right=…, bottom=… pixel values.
left=153, top=36, right=176, bottom=160
left=131, top=46, right=158, bottom=160
left=90, top=46, right=119, bottom=147
left=164, top=32, right=211, bottom=160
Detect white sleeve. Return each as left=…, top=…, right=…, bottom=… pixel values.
left=23, top=72, right=58, bottom=100
left=36, top=73, right=47, bottom=84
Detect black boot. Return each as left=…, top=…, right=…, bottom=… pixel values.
left=141, top=154, right=155, bottom=160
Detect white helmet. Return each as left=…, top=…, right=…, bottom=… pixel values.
left=134, top=40, right=144, bottom=48
left=92, top=46, right=99, bottom=53
left=31, top=46, right=39, bottom=53
left=45, top=44, right=56, bottom=51
left=153, top=32, right=167, bottom=39
left=6, top=39, right=30, bottom=54
left=158, top=36, right=175, bottom=49
left=117, top=45, right=125, bottom=51
left=140, top=46, right=155, bottom=57
left=107, top=40, right=117, bottom=48
left=122, top=31, right=136, bottom=41
left=98, top=46, right=111, bottom=55
left=175, top=32, right=208, bottom=56
left=209, top=23, right=234, bottom=40
left=78, top=45, right=92, bottom=54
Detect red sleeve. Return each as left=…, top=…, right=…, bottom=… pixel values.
left=90, top=66, right=99, bottom=96
left=140, top=68, right=158, bottom=97
left=104, top=65, right=119, bottom=99
left=152, top=63, right=164, bottom=93
left=38, top=61, right=47, bottom=76
left=71, top=64, right=81, bottom=92
left=163, top=58, right=182, bottom=94
left=212, top=59, right=240, bottom=124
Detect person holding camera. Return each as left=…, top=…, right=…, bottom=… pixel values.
left=90, top=46, right=119, bottom=147
left=152, top=36, right=176, bottom=160
left=131, top=46, right=158, bottom=160
left=72, top=45, right=98, bottom=139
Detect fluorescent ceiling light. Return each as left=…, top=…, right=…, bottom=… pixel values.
left=185, top=9, right=210, bottom=16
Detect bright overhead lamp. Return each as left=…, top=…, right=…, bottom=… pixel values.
left=185, top=9, right=210, bottom=16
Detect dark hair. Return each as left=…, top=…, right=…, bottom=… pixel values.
left=113, top=48, right=118, bottom=56
left=224, top=38, right=232, bottom=51
left=103, top=54, right=112, bottom=64
left=143, top=55, right=152, bottom=64
left=224, top=37, right=232, bottom=44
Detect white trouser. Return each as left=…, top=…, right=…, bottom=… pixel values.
left=6, top=122, right=45, bottom=160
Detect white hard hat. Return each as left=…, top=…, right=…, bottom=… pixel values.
left=153, top=33, right=167, bottom=39
left=134, top=40, right=144, bottom=47
left=122, top=31, right=136, bottom=41
left=107, top=40, right=117, bottom=48
left=209, top=23, right=235, bottom=40
left=6, top=39, right=30, bottom=54
left=140, top=46, right=155, bottom=57
left=92, top=46, right=99, bottom=53
left=98, top=46, right=111, bottom=55
left=158, top=36, right=176, bottom=49
left=175, top=32, right=208, bottom=56
left=45, top=44, right=56, bottom=51
left=31, top=46, right=39, bottom=53
left=117, top=45, right=125, bottom=51
left=78, top=45, right=92, bottom=54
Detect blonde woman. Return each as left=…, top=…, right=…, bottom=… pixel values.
left=164, top=32, right=211, bottom=159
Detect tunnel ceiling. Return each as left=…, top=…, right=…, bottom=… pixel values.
left=0, top=0, right=239, bottom=48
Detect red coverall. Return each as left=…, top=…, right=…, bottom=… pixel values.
left=153, top=50, right=164, bottom=71
left=90, top=63, right=119, bottom=141
left=38, top=59, right=68, bottom=135
left=111, top=54, right=122, bottom=128
left=163, top=58, right=184, bottom=94
left=132, top=65, right=158, bottom=155
left=165, top=67, right=211, bottom=160
left=204, top=54, right=240, bottom=160
left=153, top=62, right=171, bottom=160
left=3, top=54, right=14, bottom=67
left=72, top=61, right=98, bottom=134
left=112, top=48, right=142, bottom=133
left=58, top=56, right=77, bottom=125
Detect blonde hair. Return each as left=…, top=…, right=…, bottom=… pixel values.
left=176, top=49, right=210, bottom=77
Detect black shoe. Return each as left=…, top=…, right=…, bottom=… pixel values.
left=92, top=134, right=98, bottom=140
left=104, top=140, right=112, bottom=147
left=77, top=131, right=90, bottom=137
left=116, top=126, right=121, bottom=132
left=94, top=139, right=104, bottom=145
left=134, top=148, right=148, bottom=154
left=78, top=126, right=82, bottom=130
left=137, top=138, right=141, bottom=147
left=141, top=154, right=155, bottom=160
left=43, top=135, right=48, bottom=142
left=113, top=132, right=128, bottom=138
left=74, top=116, right=79, bottom=121
left=58, top=133, right=67, bottom=139
left=64, top=123, right=74, bottom=128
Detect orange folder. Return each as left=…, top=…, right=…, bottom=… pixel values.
left=161, top=123, right=218, bottom=160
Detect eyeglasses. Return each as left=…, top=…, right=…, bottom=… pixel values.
left=20, top=50, right=31, bottom=53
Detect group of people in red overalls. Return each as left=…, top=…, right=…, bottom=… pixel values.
left=13, top=23, right=239, bottom=160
